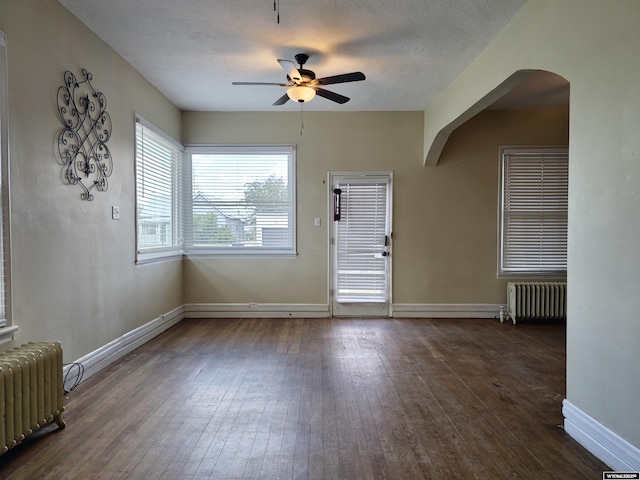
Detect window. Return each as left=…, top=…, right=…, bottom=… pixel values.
left=135, top=116, right=183, bottom=263
left=0, top=31, right=16, bottom=343
left=185, top=145, right=296, bottom=256
left=499, top=146, right=569, bottom=277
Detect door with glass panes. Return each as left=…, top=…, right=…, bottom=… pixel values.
left=330, top=173, right=392, bottom=317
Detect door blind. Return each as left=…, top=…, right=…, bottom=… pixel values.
left=335, top=180, right=388, bottom=303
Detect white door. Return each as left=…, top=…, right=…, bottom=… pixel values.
left=330, top=173, right=392, bottom=317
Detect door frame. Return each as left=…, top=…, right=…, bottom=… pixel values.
left=327, top=171, right=393, bottom=317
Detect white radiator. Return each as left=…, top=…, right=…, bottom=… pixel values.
left=504, top=282, right=567, bottom=324
left=0, top=342, right=66, bottom=455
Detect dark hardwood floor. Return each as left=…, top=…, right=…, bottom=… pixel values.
left=0, top=317, right=607, bottom=479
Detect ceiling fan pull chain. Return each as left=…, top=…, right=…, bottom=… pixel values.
left=300, top=104, right=304, bottom=136
left=274, top=0, right=280, bottom=24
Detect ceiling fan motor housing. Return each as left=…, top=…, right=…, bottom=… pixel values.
left=292, top=54, right=315, bottom=83
left=298, top=69, right=316, bottom=83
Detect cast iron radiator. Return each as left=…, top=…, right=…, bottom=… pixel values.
left=505, top=281, right=567, bottom=324
left=0, top=341, right=66, bottom=454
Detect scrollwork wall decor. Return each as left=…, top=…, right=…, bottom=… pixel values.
left=56, top=69, right=113, bottom=201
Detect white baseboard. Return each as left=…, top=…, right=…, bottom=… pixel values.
left=184, top=303, right=329, bottom=318
left=563, top=399, right=640, bottom=471
left=392, top=303, right=501, bottom=318
left=184, top=303, right=500, bottom=319
left=63, top=305, right=184, bottom=388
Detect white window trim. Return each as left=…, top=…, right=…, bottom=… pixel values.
left=497, top=145, right=569, bottom=279
left=0, top=30, right=16, bottom=343
left=184, top=144, right=297, bottom=258
left=135, top=115, right=184, bottom=264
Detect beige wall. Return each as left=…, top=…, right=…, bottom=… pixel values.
left=423, top=108, right=569, bottom=302
left=182, top=109, right=568, bottom=307
left=0, top=0, right=183, bottom=361
left=182, top=111, right=423, bottom=305
left=424, top=0, right=640, bottom=448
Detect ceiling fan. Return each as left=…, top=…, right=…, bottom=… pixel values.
left=232, top=53, right=366, bottom=106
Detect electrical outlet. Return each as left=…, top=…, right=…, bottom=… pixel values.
left=249, top=302, right=258, bottom=309
left=112, top=206, right=120, bottom=220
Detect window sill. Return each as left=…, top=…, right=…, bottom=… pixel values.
left=497, top=272, right=567, bottom=280
left=136, top=249, right=184, bottom=265
left=0, top=325, right=19, bottom=345
left=185, top=251, right=298, bottom=259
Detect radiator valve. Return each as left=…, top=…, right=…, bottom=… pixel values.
left=499, top=305, right=508, bottom=323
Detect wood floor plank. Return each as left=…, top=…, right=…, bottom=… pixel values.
left=0, top=318, right=608, bottom=479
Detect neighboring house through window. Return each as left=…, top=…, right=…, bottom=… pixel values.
left=498, top=146, right=569, bottom=277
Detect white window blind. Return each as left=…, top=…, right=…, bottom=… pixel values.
left=0, top=31, right=11, bottom=330
left=499, top=146, right=568, bottom=277
left=185, top=145, right=296, bottom=256
left=335, top=180, right=388, bottom=303
left=135, top=117, right=183, bottom=262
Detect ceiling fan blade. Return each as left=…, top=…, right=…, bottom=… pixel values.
left=277, top=59, right=302, bottom=82
left=315, top=72, right=366, bottom=86
left=232, top=82, right=290, bottom=86
left=273, top=93, right=290, bottom=106
left=314, top=88, right=350, bottom=104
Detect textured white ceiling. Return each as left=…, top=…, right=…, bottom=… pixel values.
left=58, top=0, right=529, bottom=112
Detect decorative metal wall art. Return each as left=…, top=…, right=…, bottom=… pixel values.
left=56, top=69, right=113, bottom=201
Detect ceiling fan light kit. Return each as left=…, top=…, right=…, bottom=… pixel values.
left=287, top=85, right=316, bottom=103
left=232, top=53, right=366, bottom=106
